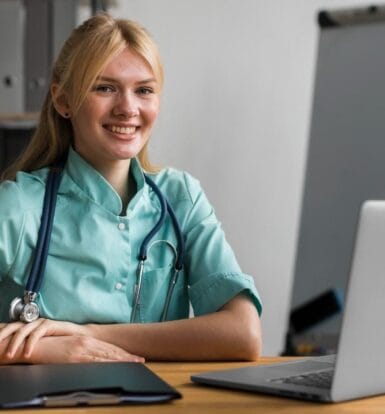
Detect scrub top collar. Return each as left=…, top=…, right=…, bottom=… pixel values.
left=64, top=147, right=148, bottom=216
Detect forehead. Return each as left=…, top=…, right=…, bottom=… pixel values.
left=100, top=47, right=155, bottom=81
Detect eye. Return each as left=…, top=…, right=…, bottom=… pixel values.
left=136, top=86, right=155, bottom=95
left=93, top=84, right=116, bottom=93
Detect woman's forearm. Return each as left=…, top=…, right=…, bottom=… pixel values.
left=0, top=295, right=261, bottom=363
left=88, top=295, right=262, bottom=361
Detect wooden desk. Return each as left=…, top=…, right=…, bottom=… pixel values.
left=2, top=357, right=385, bottom=413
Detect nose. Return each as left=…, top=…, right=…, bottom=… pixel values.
left=113, top=91, right=139, bottom=118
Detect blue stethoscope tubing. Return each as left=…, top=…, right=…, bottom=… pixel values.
left=8, top=168, right=63, bottom=323
left=131, top=175, right=185, bottom=323
left=9, top=167, right=185, bottom=323
left=26, top=168, right=62, bottom=295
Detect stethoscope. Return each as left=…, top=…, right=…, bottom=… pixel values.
left=9, top=166, right=185, bottom=323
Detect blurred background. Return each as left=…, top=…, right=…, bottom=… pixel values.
left=1, top=0, right=383, bottom=356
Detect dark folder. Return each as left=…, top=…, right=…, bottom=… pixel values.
left=0, top=362, right=181, bottom=408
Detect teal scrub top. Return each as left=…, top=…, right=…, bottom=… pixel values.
left=0, top=148, right=262, bottom=323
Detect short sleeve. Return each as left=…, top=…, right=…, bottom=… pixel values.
left=180, top=173, right=262, bottom=316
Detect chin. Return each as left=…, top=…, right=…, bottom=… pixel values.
left=111, top=149, right=143, bottom=161
left=108, top=143, right=144, bottom=160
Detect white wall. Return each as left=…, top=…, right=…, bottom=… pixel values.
left=79, top=0, right=372, bottom=355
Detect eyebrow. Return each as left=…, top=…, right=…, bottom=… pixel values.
left=96, top=76, right=157, bottom=84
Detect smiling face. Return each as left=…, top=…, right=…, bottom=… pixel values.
left=64, top=47, right=160, bottom=172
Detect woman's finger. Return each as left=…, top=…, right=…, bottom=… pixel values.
left=84, top=351, right=145, bottom=363
left=10, top=319, right=85, bottom=359
left=22, top=319, right=75, bottom=358
left=23, top=321, right=54, bottom=357
left=83, top=354, right=144, bottom=363
left=0, top=322, right=25, bottom=342
left=102, top=347, right=145, bottom=363
left=6, top=319, right=46, bottom=358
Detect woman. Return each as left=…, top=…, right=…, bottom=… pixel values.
left=0, top=13, right=262, bottom=363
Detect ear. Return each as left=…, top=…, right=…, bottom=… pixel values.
left=51, top=83, right=71, bottom=118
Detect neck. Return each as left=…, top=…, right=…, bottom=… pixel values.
left=98, top=159, right=135, bottom=212
left=73, top=146, right=137, bottom=212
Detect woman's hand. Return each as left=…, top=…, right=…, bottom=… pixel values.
left=0, top=334, right=145, bottom=364
left=29, top=336, right=145, bottom=364
left=0, top=319, right=89, bottom=359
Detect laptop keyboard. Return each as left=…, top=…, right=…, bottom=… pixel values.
left=270, top=369, right=334, bottom=389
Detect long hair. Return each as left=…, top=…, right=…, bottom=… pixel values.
left=2, top=13, right=164, bottom=181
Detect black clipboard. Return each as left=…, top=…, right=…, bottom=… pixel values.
left=0, top=362, right=181, bottom=408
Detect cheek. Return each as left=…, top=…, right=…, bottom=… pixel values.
left=148, top=110, right=159, bottom=126
left=144, top=100, right=160, bottom=127
left=70, top=107, right=97, bottom=143
left=71, top=111, right=88, bottom=133
left=76, top=97, right=107, bottom=122
left=149, top=107, right=159, bottom=125
left=72, top=101, right=103, bottom=127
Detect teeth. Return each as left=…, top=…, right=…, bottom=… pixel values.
left=110, top=125, right=136, bottom=134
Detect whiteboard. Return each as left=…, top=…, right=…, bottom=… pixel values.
left=291, top=5, right=385, bottom=335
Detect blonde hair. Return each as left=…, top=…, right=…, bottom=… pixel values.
left=3, top=13, right=163, bottom=180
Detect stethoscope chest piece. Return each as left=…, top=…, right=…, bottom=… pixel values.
left=9, top=294, right=40, bottom=323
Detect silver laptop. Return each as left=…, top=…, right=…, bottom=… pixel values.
left=192, top=200, right=385, bottom=402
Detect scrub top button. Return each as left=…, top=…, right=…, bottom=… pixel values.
left=115, top=282, right=124, bottom=290
left=118, top=222, right=126, bottom=230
